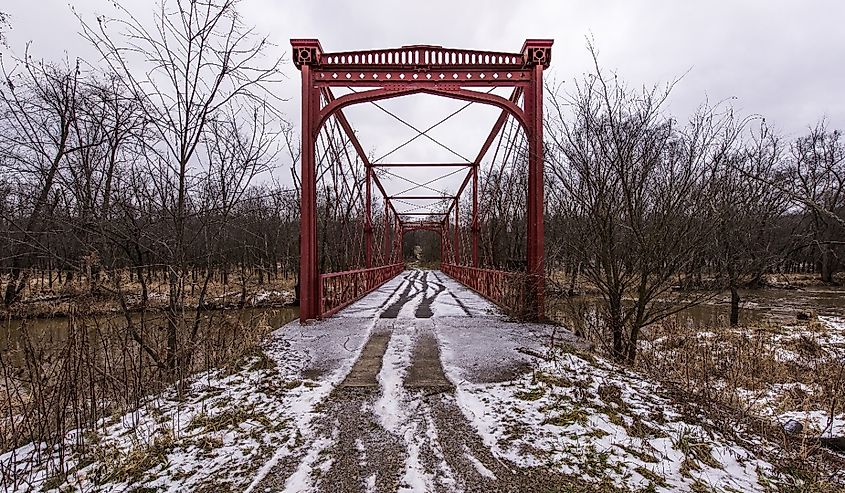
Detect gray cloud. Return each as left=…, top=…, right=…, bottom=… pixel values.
left=5, top=0, right=844, bottom=196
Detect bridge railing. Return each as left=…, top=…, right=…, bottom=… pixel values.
left=319, top=263, right=405, bottom=317
left=440, top=264, right=534, bottom=318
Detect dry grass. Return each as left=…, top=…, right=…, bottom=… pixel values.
left=547, top=286, right=845, bottom=488
left=632, top=318, right=845, bottom=488
left=0, top=306, right=281, bottom=485
left=636, top=319, right=844, bottom=421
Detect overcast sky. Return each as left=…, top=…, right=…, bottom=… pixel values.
left=3, top=1, right=844, bottom=206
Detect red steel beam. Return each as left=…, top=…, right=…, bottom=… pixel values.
left=315, top=77, right=529, bottom=88
left=372, top=163, right=472, bottom=168
left=318, top=87, right=527, bottom=134
left=472, top=161, right=479, bottom=267
left=453, top=198, right=460, bottom=264
left=523, top=40, right=552, bottom=320
left=365, top=155, right=373, bottom=268
left=294, top=43, right=321, bottom=323
left=383, top=201, right=390, bottom=265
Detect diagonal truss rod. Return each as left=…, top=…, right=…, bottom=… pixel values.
left=347, top=86, right=496, bottom=164
left=378, top=168, right=449, bottom=196
left=390, top=166, right=467, bottom=197
left=372, top=162, right=471, bottom=168
left=393, top=197, right=453, bottom=214
left=321, top=87, right=400, bottom=219
left=443, top=87, right=523, bottom=219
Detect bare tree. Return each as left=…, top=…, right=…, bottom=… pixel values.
left=0, top=55, right=85, bottom=306
left=545, top=47, right=743, bottom=363
left=790, top=122, right=845, bottom=283
left=0, top=11, right=9, bottom=46
left=80, top=0, right=283, bottom=377
left=711, top=124, right=791, bottom=324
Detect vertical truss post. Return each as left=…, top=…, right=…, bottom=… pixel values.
left=396, top=218, right=405, bottom=262
left=383, top=200, right=390, bottom=264
left=390, top=214, right=402, bottom=262
left=291, top=40, right=323, bottom=323
left=472, top=164, right=479, bottom=267
left=522, top=39, right=552, bottom=320
left=439, top=224, right=445, bottom=264
left=365, top=163, right=373, bottom=268
left=453, top=199, right=460, bottom=265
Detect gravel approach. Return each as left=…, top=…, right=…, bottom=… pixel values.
left=249, top=269, right=585, bottom=492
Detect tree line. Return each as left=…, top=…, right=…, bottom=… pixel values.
left=460, top=46, right=843, bottom=363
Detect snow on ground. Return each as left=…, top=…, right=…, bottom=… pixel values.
left=372, top=321, right=457, bottom=492
left=446, top=350, right=782, bottom=491
left=251, top=289, right=295, bottom=306
left=755, top=315, right=845, bottom=436
left=436, top=315, right=789, bottom=492
left=2, top=315, right=376, bottom=492
left=646, top=315, right=845, bottom=438
left=276, top=428, right=337, bottom=493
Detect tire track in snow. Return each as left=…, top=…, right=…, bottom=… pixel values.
left=374, top=323, right=459, bottom=492
left=381, top=270, right=425, bottom=318
left=245, top=279, right=414, bottom=492
left=430, top=271, right=473, bottom=317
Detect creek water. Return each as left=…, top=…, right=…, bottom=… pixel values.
left=548, top=286, right=845, bottom=328
left=0, top=306, right=301, bottom=352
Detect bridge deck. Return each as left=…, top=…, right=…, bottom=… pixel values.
left=337, top=268, right=497, bottom=319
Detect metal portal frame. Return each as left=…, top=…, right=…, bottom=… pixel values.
left=292, top=39, right=552, bottom=322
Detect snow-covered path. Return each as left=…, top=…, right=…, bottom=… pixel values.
left=248, top=269, right=578, bottom=492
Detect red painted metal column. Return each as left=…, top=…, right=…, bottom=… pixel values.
left=298, top=63, right=319, bottom=322
left=453, top=199, right=460, bottom=265
left=472, top=164, right=479, bottom=267
left=365, top=164, right=373, bottom=268
left=394, top=215, right=402, bottom=263
left=399, top=228, right=405, bottom=263
left=383, top=201, right=390, bottom=264
left=524, top=49, right=547, bottom=321
left=439, top=225, right=445, bottom=264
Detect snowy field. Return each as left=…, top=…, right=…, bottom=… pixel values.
left=2, top=270, right=840, bottom=492
left=641, top=314, right=845, bottom=440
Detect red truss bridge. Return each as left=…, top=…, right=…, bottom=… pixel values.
left=291, top=39, right=552, bottom=323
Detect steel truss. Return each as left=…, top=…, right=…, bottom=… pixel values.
left=292, top=39, right=552, bottom=322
